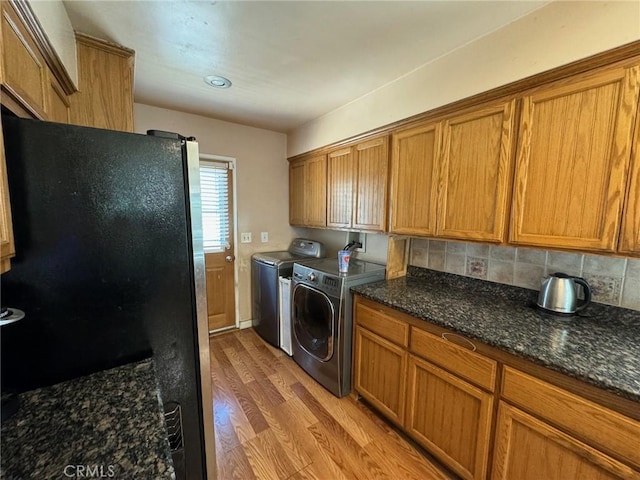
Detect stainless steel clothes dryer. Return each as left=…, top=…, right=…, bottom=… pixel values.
left=251, top=239, right=324, bottom=347
left=291, top=258, right=385, bottom=397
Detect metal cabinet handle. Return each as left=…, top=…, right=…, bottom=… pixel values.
left=441, top=332, right=477, bottom=352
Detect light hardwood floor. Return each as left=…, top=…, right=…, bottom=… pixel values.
left=210, top=328, right=455, bottom=480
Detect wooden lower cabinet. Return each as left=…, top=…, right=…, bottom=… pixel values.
left=353, top=325, right=407, bottom=425
left=406, top=355, right=493, bottom=480
left=353, top=296, right=640, bottom=480
left=492, top=402, right=639, bottom=480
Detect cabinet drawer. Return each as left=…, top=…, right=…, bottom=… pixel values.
left=501, top=367, right=640, bottom=469
left=355, top=301, right=409, bottom=347
left=409, top=327, right=497, bottom=392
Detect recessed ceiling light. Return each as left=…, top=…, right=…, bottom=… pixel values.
left=204, top=75, right=232, bottom=88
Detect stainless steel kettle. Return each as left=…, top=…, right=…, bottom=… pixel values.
left=537, top=272, right=592, bottom=314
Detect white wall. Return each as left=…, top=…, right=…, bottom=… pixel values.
left=135, top=103, right=292, bottom=323
left=288, top=1, right=640, bottom=156
left=29, top=0, right=78, bottom=86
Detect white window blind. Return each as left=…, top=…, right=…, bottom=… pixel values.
left=200, top=160, right=230, bottom=252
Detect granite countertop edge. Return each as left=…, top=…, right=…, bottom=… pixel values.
left=351, top=269, right=640, bottom=404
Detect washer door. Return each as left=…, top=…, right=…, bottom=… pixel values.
left=292, top=283, right=335, bottom=361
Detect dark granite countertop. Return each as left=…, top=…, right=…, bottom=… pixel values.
left=352, top=267, right=640, bottom=403
left=1, top=359, right=175, bottom=480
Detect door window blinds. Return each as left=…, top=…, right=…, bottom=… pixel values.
left=200, top=160, right=231, bottom=252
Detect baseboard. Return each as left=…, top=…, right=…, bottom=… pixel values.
left=239, top=320, right=253, bottom=330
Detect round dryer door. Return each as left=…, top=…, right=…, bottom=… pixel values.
left=291, top=284, right=335, bottom=361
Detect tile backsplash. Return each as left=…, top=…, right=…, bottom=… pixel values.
left=409, top=239, right=640, bottom=311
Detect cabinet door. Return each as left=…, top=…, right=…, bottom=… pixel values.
left=406, top=355, right=493, bottom=480
left=327, top=147, right=353, bottom=228
left=289, top=159, right=306, bottom=226
left=492, top=402, right=638, bottom=480
left=511, top=66, right=640, bottom=251
left=390, top=123, right=441, bottom=235
left=353, top=137, right=389, bottom=231
left=0, top=122, right=15, bottom=273
left=69, top=34, right=135, bottom=132
left=47, top=72, right=70, bottom=123
left=619, top=111, right=640, bottom=255
left=438, top=100, right=516, bottom=242
left=354, top=326, right=407, bottom=426
left=1, top=2, right=47, bottom=118
left=304, top=154, right=327, bottom=227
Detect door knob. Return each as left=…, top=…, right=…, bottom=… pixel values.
left=225, top=255, right=235, bottom=263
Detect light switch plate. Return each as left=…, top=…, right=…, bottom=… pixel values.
left=241, top=232, right=252, bottom=243
left=261, top=232, right=269, bottom=243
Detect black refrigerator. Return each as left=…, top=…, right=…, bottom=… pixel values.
left=0, top=114, right=215, bottom=479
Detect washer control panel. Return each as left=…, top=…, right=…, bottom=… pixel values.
left=293, top=264, right=343, bottom=297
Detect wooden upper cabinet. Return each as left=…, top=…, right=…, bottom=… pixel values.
left=390, top=122, right=441, bottom=236
left=326, top=136, right=389, bottom=232
left=69, top=33, right=135, bottom=132
left=327, top=147, right=353, bottom=228
left=511, top=66, right=640, bottom=252
left=1, top=1, right=47, bottom=119
left=619, top=111, right=640, bottom=255
left=289, top=154, right=327, bottom=227
left=0, top=122, right=15, bottom=274
left=289, top=159, right=306, bottom=226
left=352, top=137, right=389, bottom=231
left=438, top=100, right=516, bottom=242
left=305, top=154, right=327, bottom=227
left=46, top=72, right=70, bottom=124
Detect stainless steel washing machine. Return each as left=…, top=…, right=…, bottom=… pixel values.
left=291, top=258, right=385, bottom=397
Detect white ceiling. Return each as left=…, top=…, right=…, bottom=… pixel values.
left=62, top=1, right=547, bottom=133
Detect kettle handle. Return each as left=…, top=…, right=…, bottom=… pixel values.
left=573, top=277, right=592, bottom=311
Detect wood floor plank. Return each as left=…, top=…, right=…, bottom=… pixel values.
left=224, top=346, right=256, bottom=384
left=211, top=329, right=453, bottom=480
left=216, top=443, right=257, bottom=480
left=280, top=396, right=318, bottom=428
left=216, top=349, right=270, bottom=436
left=307, top=422, right=388, bottom=480
left=244, top=380, right=312, bottom=474
left=267, top=370, right=297, bottom=401
left=292, top=382, right=388, bottom=479
left=213, top=367, right=260, bottom=447
left=234, top=350, right=274, bottom=387
left=235, top=331, right=278, bottom=377
left=243, top=429, right=301, bottom=480
left=364, top=437, right=452, bottom=480
left=272, top=356, right=302, bottom=386
left=212, top=371, right=243, bottom=453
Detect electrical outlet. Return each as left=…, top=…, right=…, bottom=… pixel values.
left=261, top=232, right=269, bottom=243
left=241, top=232, right=252, bottom=243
